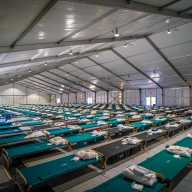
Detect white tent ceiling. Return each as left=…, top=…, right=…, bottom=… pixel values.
left=0, top=0, right=192, bottom=94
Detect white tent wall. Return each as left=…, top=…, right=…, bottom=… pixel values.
left=164, top=87, right=190, bottom=106
left=140, top=87, right=190, bottom=107
left=124, top=90, right=140, bottom=106
left=96, top=91, right=107, bottom=104
left=86, top=91, right=96, bottom=104
left=141, top=88, right=163, bottom=106
left=57, top=87, right=190, bottom=107
left=61, top=94, right=68, bottom=104
left=109, top=91, right=122, bottom=104
left=0, top=84, right=51, bottom=105
left=69, top=93, right=76, bottom=104
left=77, top=92, right=86, bottom=104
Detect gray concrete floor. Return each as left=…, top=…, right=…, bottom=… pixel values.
left=174, top=171, right=192, bottom=192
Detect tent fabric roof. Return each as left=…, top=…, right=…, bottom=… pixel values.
left=0, top=0, right=192, bottom=93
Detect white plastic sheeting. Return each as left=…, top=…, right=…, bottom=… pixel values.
left=164, top=87, right=189, bottom=106
left=124, top=90, right=140, bottom=106
left=96, top=91, right=107, bottom=104
left=0, top=84, right=50, bottom=105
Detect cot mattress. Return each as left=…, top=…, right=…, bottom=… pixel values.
left=140, top=150, right=191, bottom=181
left=0, top=134, right=27, bottom=146
left=66, top=132, right=105, bottom=148
left=4, top=141, right=65, bottom=162
left=48, top=127, right=79, bottom=136
left=131, top=122, right=152, bottom=131
left=175, top=137, right=192, bottom=148
left=87, top=174, right=165, bottom=192
left=18, top=154, right=100, bottom=189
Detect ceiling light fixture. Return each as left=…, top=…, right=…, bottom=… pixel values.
left=123, top=43, right=128, bottom=48
left=167, top=29, right=172, bottom=34
left=113, top=27, right=120, bottom=38
left=165, top=18, right=170, bottom=24
left=38, top=31, right=45, bottom=40
left=69, top=50, right=73, bottom=55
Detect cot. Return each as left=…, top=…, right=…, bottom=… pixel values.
left=16, top=153, right=102, bottom=191
left=2, top=140, right=67, bottom=167
left=66, top=132, right=106, bottom=148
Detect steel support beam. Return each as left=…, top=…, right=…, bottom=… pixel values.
left=61, top=0, right=192, bottom=19
left=47, top=71, right=95, bottom=92
left=17, top=82, right=54, bottom=94
left=94, top=92, right=96, bottom=104
left=0, top=47, right=110, bottom=69
left=121, top=89, right=124, bottom=104
left=68, top=93, right=70, bottom=105
left=106, top=90, right=109, bottom=104
left=31, top=76, right=76, bottom=93
left=139, top=88, right=142, bottom=105
left=37, top=74, right=82, bottom=92
left=111, top=49, right=163, bottom=89
left=18, top=82, right=54, bottom=95
left=0, top=48, right=111, bottom=86
left=189, top=86, right=192, bottom=106
left=75, top=93, right=78, bottom=104
left=162, top=88, right=165, bottom=106
left=18, top=82, right=58, bottom=94
left=84, top=92, right=87, bottom=104
left=159, top=0, right=182, bottom=10
left=88, top=57, right=126, bottom=82
left=178, top=6, right=192, bottom=15
left=0, top=34, right=149, bottom=54
left=22, top=79, right=62, bottom=94
left=27, top=78, right=68, bottom=94
left=58, top=68, right=108, bottom=91
left=71, top=63, right=121, bottom=90
left=10, top=0, right=58, bottom=48
left=146, top=37, right=190, bottom=86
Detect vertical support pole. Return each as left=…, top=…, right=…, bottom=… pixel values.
left=94, top=92, right=96, bottom=104
left=121, top=90, right=124, bottom=104
left=67, top=93, right=70, bottom=106
left=26, top=87, right=28, bottom=104
left=139, top=88, right=142, bottom=106
left=13, top=83, right=15, bottom=105
left=60, top=94, right=63, bottom=105
left=162, top=88, right=165, bottom=106
left=75, top=93, right=78, bottom=104
left=106, top=91, right=109, bottom=104
left=84, top=92, right=87, bottom=104
left=189, top=86, right=192, bottom=106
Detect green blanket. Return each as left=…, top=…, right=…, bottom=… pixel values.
left=48, top=127, right=79, bottom=136
left=66, top=132, right=105, bottom=147
left=140, top=150, right=191, bottom=181
left=0, top=134, right=27, bottom=146
left=175, top=137, right=192, bottom=148
left=88, top=174, right=165, bottom=192
left=19, top=155, right=100, bottom=188
left=5, top=141, right=65, bottom=160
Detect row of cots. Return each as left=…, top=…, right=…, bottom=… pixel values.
left=0, top=105, right=192, bottom=191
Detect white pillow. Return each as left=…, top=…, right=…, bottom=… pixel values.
left=76, top=150, right=99, bottom=160
left=166, top=145, right=192, bottom=157
left=49, top=136, right=68, bottom=145
left=122, top=165, right=157, bottom=186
